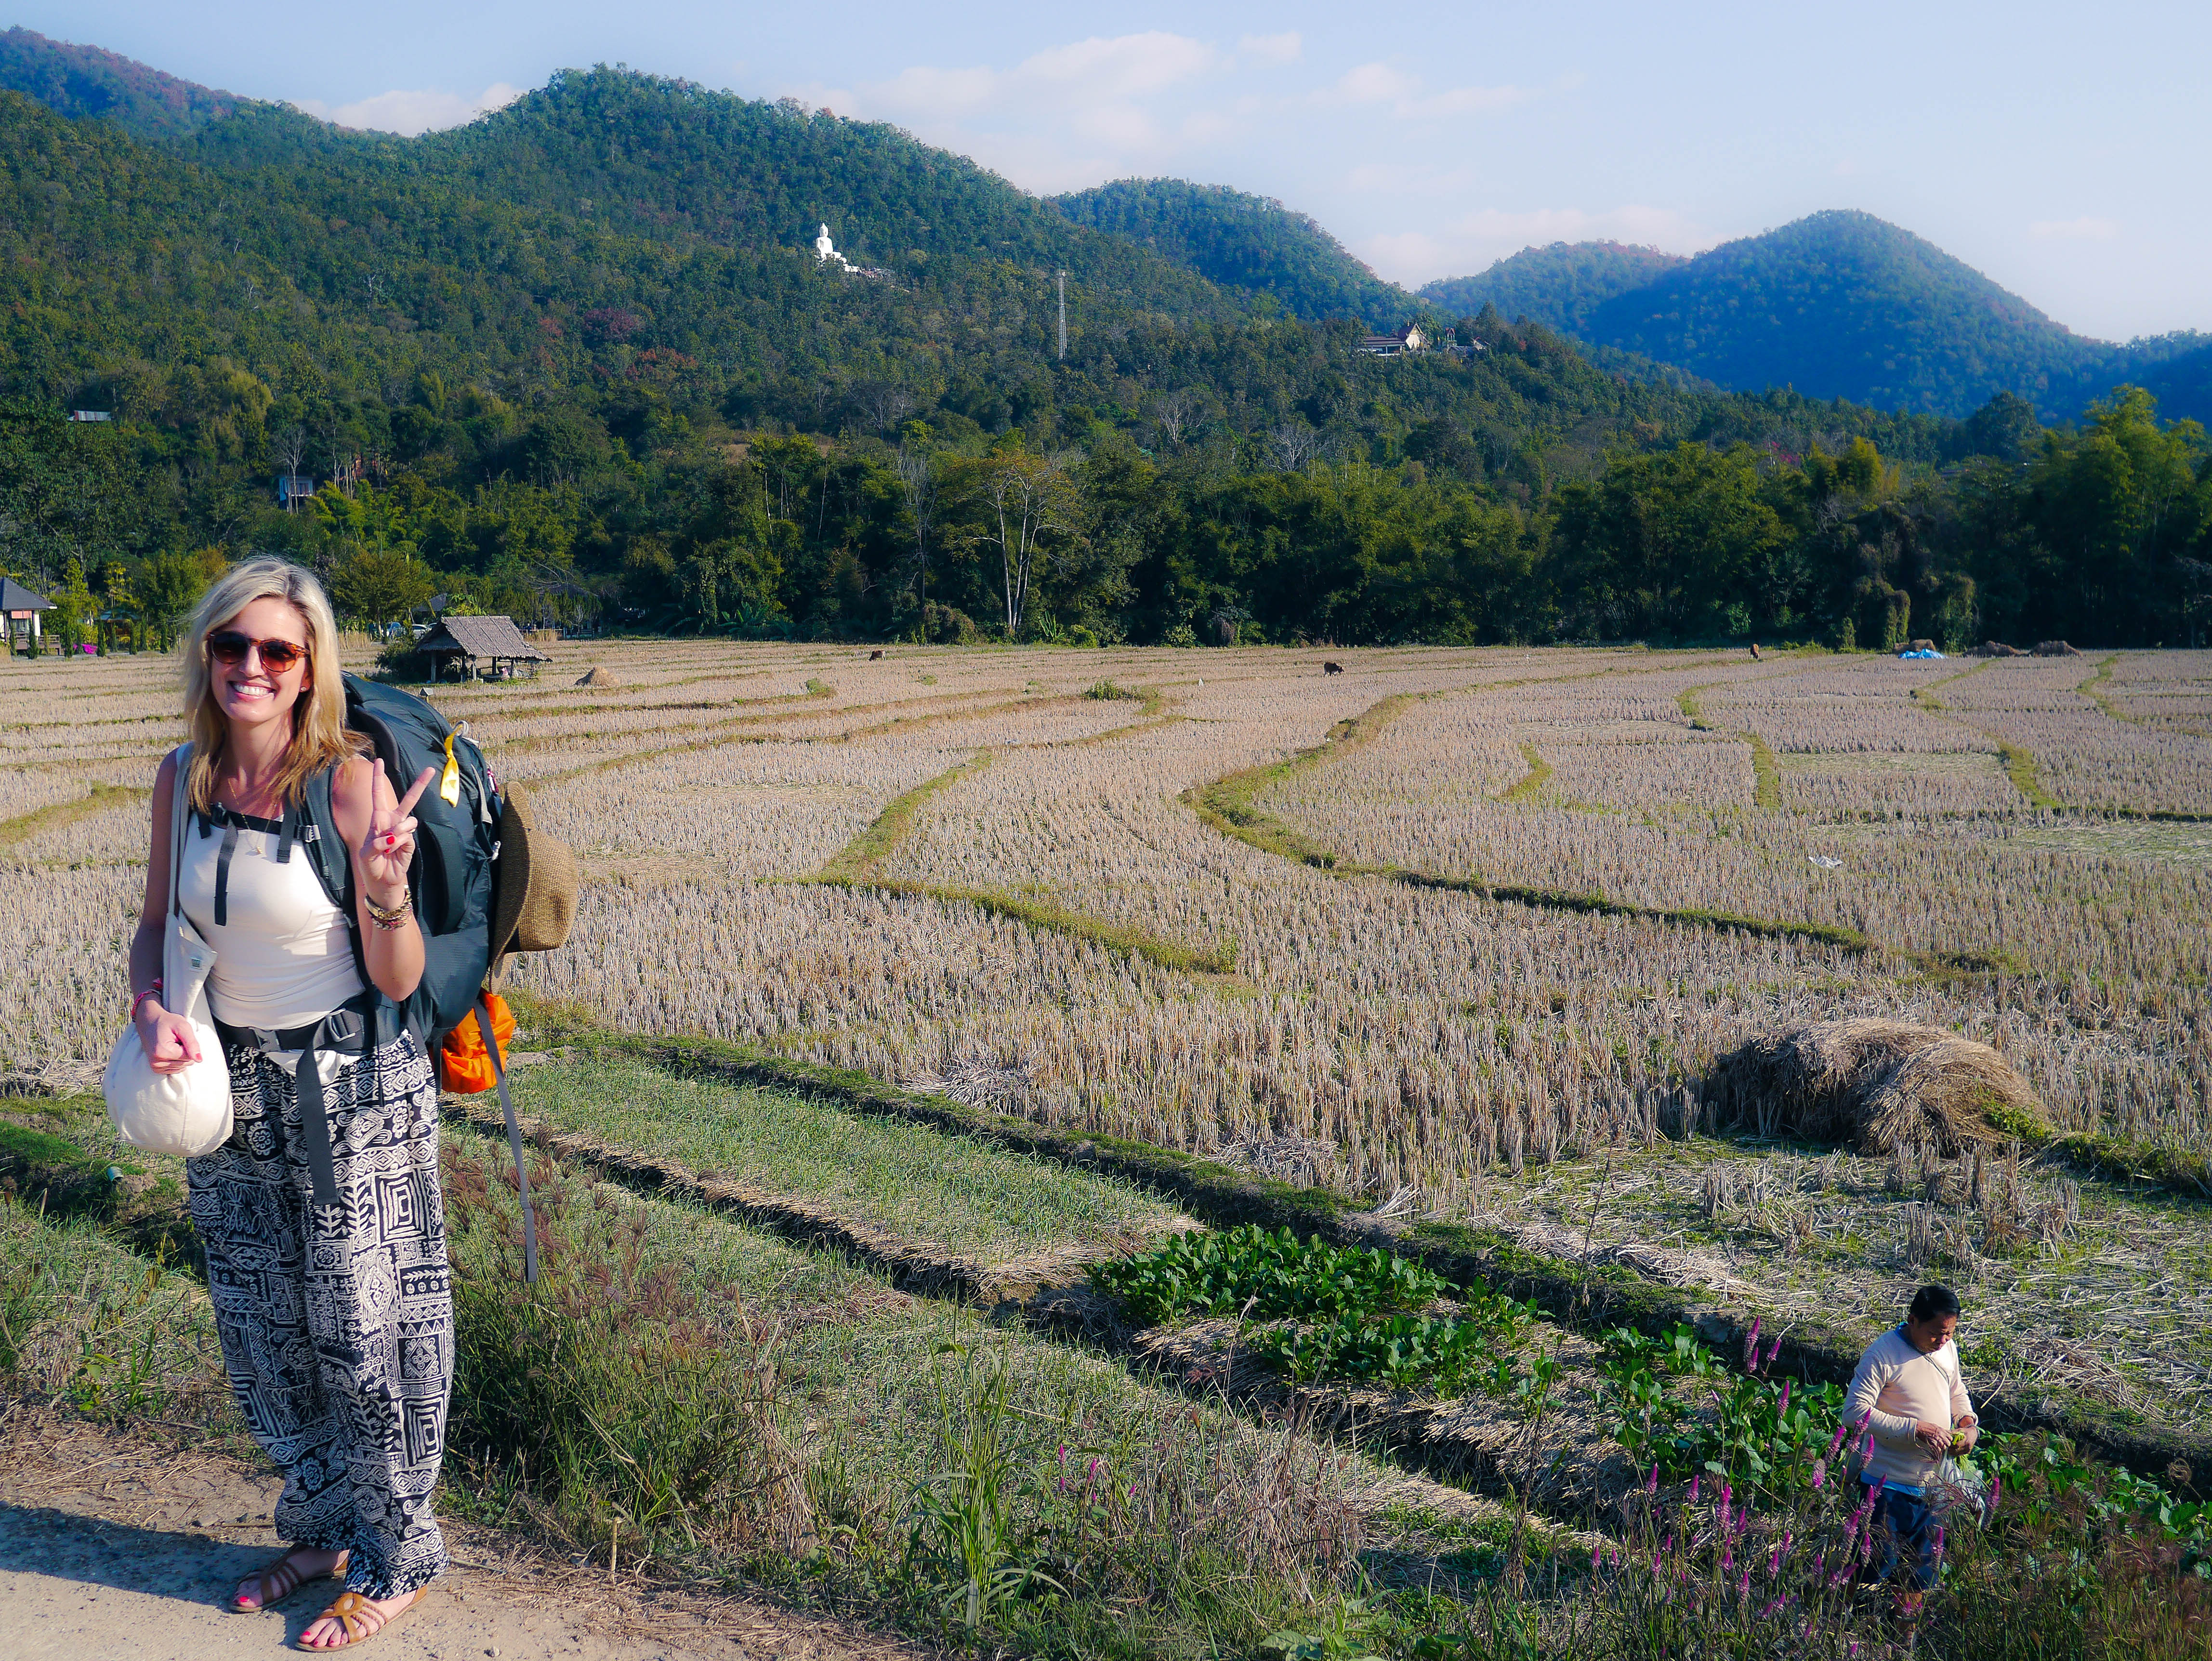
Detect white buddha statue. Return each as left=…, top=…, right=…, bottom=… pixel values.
left=815, top=223, right=837, bottom=263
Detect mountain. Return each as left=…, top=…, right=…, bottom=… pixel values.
left=1421, top=212, right=2211, bottom=422
left=0, top=26, right=240, bottom=139
left=1050, top=179, right=1413, bottom=330
left=1581, top=211, right=2132, bottom=419
left=4, top=37, right=2201, bottom=654
left=1419, top=242, right=1685, bottom=336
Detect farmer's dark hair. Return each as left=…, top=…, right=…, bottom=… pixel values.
left=1909, top=1284, right=1961, bottom=1324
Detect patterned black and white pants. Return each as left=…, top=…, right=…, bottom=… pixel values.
left=187, top=1032, right=453, bottom=1600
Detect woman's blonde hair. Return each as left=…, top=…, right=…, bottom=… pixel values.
left=180, top=557, right=366, bottom=812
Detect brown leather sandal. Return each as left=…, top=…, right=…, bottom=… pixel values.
left=225, top=1549, right=348, bottom=1613
left=293, top=1586, right=430, bottom=1650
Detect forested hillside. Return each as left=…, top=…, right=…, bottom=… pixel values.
left=0, top=26, right=240, bottom=138
left=1582, top=212, right=2128, bottom=418
left=1050, top=179, right=1412, bottom=329
left=1422, top=213, right=2212, bottom=424
left=0, top=38, right=2206, bottom=653
left=1420, top=242, right=1685, bottom=337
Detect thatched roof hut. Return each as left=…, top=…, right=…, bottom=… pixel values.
left=415, top=615, right=548, bottom=681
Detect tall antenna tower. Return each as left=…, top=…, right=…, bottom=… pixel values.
left=1056, top=270, right=1067, bottom=361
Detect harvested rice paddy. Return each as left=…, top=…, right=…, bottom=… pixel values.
left=6, top=638, right=2211, bottom=1621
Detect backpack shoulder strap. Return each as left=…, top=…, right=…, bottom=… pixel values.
left=302, top=765, right=353, bottom=916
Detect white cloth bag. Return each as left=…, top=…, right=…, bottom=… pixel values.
left=102, top=745, right=234, bottom=1157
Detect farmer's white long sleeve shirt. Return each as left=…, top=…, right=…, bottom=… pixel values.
left=1844, top=1324, right=1974, bottom=1490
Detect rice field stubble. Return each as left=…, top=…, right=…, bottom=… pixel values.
left=7, top=639, right=2211, bottom=1437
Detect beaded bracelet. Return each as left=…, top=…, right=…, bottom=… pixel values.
left=130, top=980, right=164, bottom=1019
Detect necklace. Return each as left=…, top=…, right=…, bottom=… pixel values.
left=220, top=770, right=285, bottom=820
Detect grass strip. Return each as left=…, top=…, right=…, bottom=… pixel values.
left=1998, top=740, right=2060, bottom=810
left=0, top=782, right=150, bottom=849
left=440, top=1091, right=1178, bottom=1303
left=1908, top=657, right=1994, bottom=712
left=1184, top=699, right=1875, bottom=957
left=819, top=751, right=993, bottom=880
left=1499, top=742, right=1551, bottom=803
left=814, top=877, right=1240, bottom=975
left=832, top=690, right=1093, bottom=742
left=505, top=993, right=2212, bottom=1494
left=1745, top=729, right=1782, bottom=809
left=2077, top=655, right=2135, bottom=724
left=809, top=738, right=1237, bottom=975
left=462, top=1050, right=1188, bottom=1265
left=1676, top=684, right=1778, bottom=806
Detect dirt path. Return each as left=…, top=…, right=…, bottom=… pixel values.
left=0, top=1408, right=923, bottom=1661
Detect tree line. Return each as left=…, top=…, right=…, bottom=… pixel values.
left=6, top=376, right=2204, bottom=654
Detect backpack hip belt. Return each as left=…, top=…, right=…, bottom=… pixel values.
left=215, top=992, right=392, bottom=1210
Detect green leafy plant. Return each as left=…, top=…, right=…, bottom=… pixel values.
left=1093, top=1225, right=1459, bottom=1326
left=1595, top=1322, right=1842, bottom=1501
left=1247, top=1312, right=1495, bottom=1392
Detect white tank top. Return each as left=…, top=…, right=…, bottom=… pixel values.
left=178, top=805, right=366, bottom=1030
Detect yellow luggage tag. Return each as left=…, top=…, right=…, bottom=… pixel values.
left=440, top=731, right=462, bottom=806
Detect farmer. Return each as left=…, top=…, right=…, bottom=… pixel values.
left=1845, top=1284, right=1979, bottom=1591
left=129, top=559, right=444, bottom=1649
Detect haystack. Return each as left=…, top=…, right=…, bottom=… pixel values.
left=1971, top=640, right=2024, bottom=658
left=2034, top=640, right=2082, bottom=657
left=1704, top=1019, right=2041, bottom=1155
left=575, top=665, right=618, bottom=687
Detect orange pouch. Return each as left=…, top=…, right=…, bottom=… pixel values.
left=438, top=992, right=515, bottom=1094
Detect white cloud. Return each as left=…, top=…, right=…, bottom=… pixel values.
left=1357, top=205, right=1724, bottom=287
left=1321, top=62, right=1536, bottom=120
left=799, top=32, right=1242, bottom=192
left=298, top=81, right=523, bottom=136
left=2028, top=216, right=2119, bottom=240
left=1238, top=32, right=1303, bottom=66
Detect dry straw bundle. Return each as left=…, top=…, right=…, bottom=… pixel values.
left=1705, top=1018, right=2041, bottom=1156
left=575, top=664, right=619, bottom=686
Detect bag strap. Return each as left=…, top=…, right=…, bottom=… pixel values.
left=477, top=994, right=538, bottom=1283
left=168, top=742, right=193, bottom=926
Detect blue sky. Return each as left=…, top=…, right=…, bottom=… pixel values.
left=22, top=0, right=2209, bottom=342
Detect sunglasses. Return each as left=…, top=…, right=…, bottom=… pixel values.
left=207, top=631, right=310, bottom=672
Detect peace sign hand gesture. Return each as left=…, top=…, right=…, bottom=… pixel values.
left=361, top=761, right=437, bottom=906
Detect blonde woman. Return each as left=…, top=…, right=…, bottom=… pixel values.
left=130, top=559, right=443, bottom=1650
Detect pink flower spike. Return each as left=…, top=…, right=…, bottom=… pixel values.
left=1778, top=1380, right=1791, bottom=1417
left=1688, top=1475, right=1700, bottom=1504
left=1811, top=1457, right=1827, bottom=1490
left=1647, top=1462, right=1660, bottom=1494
